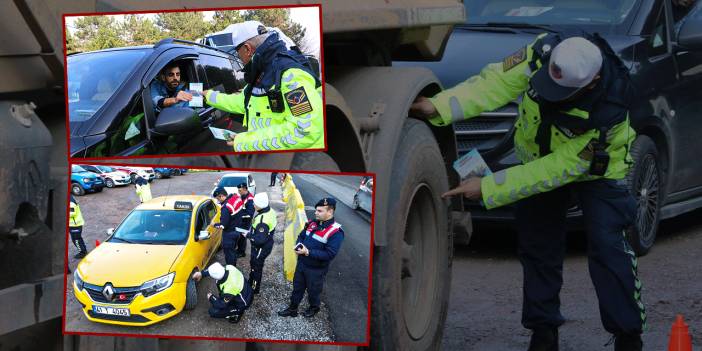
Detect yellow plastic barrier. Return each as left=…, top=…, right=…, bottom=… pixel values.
left=281, top=176, right=308, bottom=281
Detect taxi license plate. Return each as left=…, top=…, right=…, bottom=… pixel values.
left=92, top=305, right=130, bottom=316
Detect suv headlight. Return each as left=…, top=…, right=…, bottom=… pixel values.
left=74, top=269, right=84, bottom=291
left=140, top=272, right=175, bottom=297
left=82, top=178, right=92, bottom=183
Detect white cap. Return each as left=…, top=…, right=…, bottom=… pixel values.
left=226, top=21, right=269, bottom=49
left=208, top=262, right=225, bottom=280
left=254, top=192, right=269, bottom=209
left=532, top=37, right=603, bottom=102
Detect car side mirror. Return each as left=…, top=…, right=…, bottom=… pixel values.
left=198, top=231, right=211, bottom=241
left=107, top=228, right=115, bottom=236
left=678, top=16, right=702, bottom=50
left=153, top=107, right=200, bottom=135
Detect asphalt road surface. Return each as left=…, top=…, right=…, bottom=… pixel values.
left=293, top=174, right=372, bottom=344
left=63, top=170, right=368, bottom=344
left=442, top=209, right=702, bottom=350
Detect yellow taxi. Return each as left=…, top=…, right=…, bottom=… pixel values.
left=73, top=195, right=221, bottom=326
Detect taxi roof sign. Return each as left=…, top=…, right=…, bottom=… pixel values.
left=173, top=201, right=193, bottom=210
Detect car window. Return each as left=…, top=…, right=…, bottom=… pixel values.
left=649, top=4, right=669, bottom=57
left=97, top=166, right=115, bottom=173
left=71, top=165, right=88, bottom=173
left=218, top=176, right=248, bottom=188
left=108, top=96, right=148, bottom=155
left=110, top=210, right=191, bottom=244
left=204, top=201, right=216, bottom=223
left=673, top=0, right=701, bottom=30
left=200, top=54, right=239, bottom=93
left=68, top=49, right=148, bottom=123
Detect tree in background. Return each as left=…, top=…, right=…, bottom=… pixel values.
left=210, top=10, right=244, bottom=33
left=122, top=15, right=164, bottom=46
left=242, top=9, right=306, bottom=48
left=72, top=16, right=124, bottom=53
left=156, top=12, right=211, bottom=42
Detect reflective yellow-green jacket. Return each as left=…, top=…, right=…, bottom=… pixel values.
left=429, top=33, right=635, bottom=209
left=69, top=201, right=84, bottom=227
left=205, top=67, right=324, bottom=152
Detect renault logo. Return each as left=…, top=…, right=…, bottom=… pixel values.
left=102, top=284, right=114, bottom=301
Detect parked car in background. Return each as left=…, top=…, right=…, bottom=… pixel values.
left=210, top=172, right=256, bottom=197
left=112, top=166, right=155, bottom=183
left=78, top=164, right=131, bottom=188
left=353, top=176, right=373, bottom=214
left=397, top=0, right=702, bottom=255
left=71, top=165, right=105, bottom=196
left=153, top=167, right=175, bottom=179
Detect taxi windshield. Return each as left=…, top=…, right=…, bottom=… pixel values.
left=109, top=210, right=191, bottom=245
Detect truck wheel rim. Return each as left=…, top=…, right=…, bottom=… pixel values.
left=401, top=183, right=438, bottom=340
left=635, top=153, right=659, bottom=244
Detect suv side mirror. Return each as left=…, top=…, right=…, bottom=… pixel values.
left=678, top=15, right=702, bottom=50
left=198, top=231, right=211, bottom=241
left=153, top=107, right=200, bottom=135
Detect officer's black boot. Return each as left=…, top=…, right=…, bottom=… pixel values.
left=303, top=305, right=320, bottom=318
left=277, top=305, right=298, bottom=317
left=613, top=333, right=642, bottom=351
left=226, top=311, right=243, bottom=324
left=527, top=327, right=558, bottom=351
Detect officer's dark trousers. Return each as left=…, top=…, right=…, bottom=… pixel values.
left=208, top=303, right=241, bottom=318
left=249, top=240, right=273, bottom=291
left=290, top=262, right=327, bottom=308
left=69, top=226, right=87, bottom=254
left=222, top=231, right=239, bottom=266
left=236, top=233, right=248, bottom=256
left=515, top=179, right=644, bottom=335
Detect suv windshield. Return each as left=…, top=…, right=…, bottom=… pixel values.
left=464, top=0, right=640, bottom=32
left=68, top=49, right=148, bottom=123
left=109, top=210, right=191, bottom=245
left=218, top=176, right=248, bottom=188
left=72, top=165, right=88, bottom=173
left=97, top=166, right=115, bottom=173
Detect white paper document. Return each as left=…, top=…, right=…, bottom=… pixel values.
left=189, top=83, right=204, bottom=107
left=453, top=148, right=492, bottom=180
left=209, top=126, right=236, bottom=141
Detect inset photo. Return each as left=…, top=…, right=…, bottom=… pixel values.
left=65, top=4, right=324, bottom=158
left=64, top=164, right=372, bottom=346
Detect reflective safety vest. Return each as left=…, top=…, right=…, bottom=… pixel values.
left=69, top=201, right=84, bottom=227
left=429, top=32, right=635, bottom=210
left=136, top=183, right=152, bottom=203
left=253, top=207, right=277, bottom=236
left=218, top=265, right=245, bottom=296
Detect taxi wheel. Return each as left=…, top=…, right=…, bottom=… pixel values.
left=184, top=275, right=198, bottom=310
left=71, top=183, right=85, bottom=196
left=374, top=119, right=451, bottom=350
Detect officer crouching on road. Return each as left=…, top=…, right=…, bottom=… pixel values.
left=69, top=195, right=88, bottom=259
left=235, top=182, right=255, bottom=259
left=278, top=197, right=344, bottom=318
left=192, top=262, right=253, bottom=323
left=213, top=187, right=245, bottom=266
left=412, top=32, right=644, bottom=351
left=244, top=192, right=277, bottom=294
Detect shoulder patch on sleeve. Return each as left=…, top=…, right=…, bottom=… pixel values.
left=503, top=46, right=527, bottom=72
left=285, top=86, right=313, bottom=116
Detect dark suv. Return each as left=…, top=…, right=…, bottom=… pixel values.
left=68, top=38, right=244, bottom=157
left=399, top=0, right=702, bottom=255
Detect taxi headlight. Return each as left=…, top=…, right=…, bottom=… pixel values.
left=73, top=270, right=84, bottom=291
left=140, top=272, right=175, bottom=297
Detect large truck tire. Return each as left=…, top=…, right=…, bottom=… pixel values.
left=373, top=119, right=451, bottom=350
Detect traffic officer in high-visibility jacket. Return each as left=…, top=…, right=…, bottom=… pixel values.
left=69, top=195, right=88, bottom=259
left=278, top=197, right=343, bottom=319
left=134, top=176, right=152, bottom=203
left=244, top=192, right=277, bottom=294
left=203, top=21, right=324, bottom=152
left=191, top=262, right=253, bottom=323
left=411, top=33, right=644, bottom=351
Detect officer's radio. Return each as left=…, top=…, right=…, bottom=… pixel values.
left=267, top=89, right=285, bottom=113
left=589, top=128, right=610, bottom=176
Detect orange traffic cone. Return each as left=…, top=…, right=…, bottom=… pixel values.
left=668, top=314, right=692, bottom=351
left=95, top=239, right=100, bottom=247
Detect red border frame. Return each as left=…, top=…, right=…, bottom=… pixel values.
left=62, top=160, right=375, bottom=347
left=63, top=3, right=328, bottom=161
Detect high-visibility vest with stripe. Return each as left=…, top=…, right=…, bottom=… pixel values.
left=69, top=201, right=84, bottom=227
left=218, top=265, right=244, bottom=296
